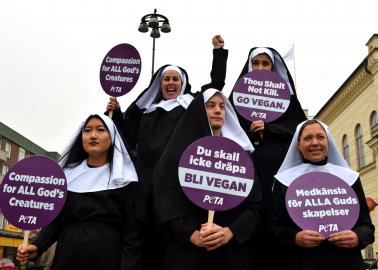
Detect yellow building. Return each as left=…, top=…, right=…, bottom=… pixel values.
left=0, top=121, right=59, bottom=263
left=316, top=34, right=378, bottom=261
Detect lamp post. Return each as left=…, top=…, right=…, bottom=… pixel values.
left=138, top=9, right=171, bottom=77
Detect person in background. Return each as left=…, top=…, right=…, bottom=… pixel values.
left=106, top=35, right=228, bottom=270
left=16, top=114, right=140, bottom=270
left=153, top=89, right=262, bottom=270
left=38, top=242, right=56, bottom=270
left=270, top=119, right=375, bottom=270
left=229, top=47, right=307, bottom=270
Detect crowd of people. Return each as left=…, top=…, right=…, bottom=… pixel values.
left=16, top=35, right=375, bottom=270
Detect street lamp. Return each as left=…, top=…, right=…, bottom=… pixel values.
left=138, top=9, right=171, bottom=77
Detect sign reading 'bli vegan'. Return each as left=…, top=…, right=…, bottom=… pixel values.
left=178, top=136, right=254, bottom=211
left=232, top=70, right=291, bottom=122
left=0, top=156, right=67, bottom=230
left=285, top=172, right=359, bottom=238
left=99, top=43, right=142, bottom=97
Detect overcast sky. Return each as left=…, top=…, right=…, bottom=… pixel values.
left=1, top=0, right=377, bottom=153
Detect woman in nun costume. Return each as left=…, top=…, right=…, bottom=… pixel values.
left=16, top=114, right=140, bottom=270
left=270, top=119, right=374, bottom=270
left=106, top=35, right=228, bottom=270
left=229, top=47, right=307, bottom=269
left=153, top=89, right=263, bottom=270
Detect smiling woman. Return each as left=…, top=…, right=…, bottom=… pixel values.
left=270, top=119, right=375, bottom=270
left=161, top=68, right=183, bottom=100
left=105, top=35, right=228, bottom=270
left=297, top=120, right=328, bottom=163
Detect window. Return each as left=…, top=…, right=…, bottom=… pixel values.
left=371, top=111, right=378, bottom=133
left=5, top=142, right=11, bottom=158
left=342, top=135, right=350, bottom=165
left=0, top=213, right=6, bottom=230
left=355, top=124, right=365, bottom=168
left=365, top=244, right=374, bottom=259
left=18, top=148, right=25, bottom=161
left=1, top=165, right=8, bottom=175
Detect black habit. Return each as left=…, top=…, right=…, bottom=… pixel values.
left=31, top=184, right=140, bottom=270
left=109, top=48, right=228, bottom=270
left=153, top=90, right=263, bottom=270
left=270, top=176, right=374, bottom=270
left=229, top=47, right=307, bottom=270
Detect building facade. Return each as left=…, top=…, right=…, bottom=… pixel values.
left=0, top=121, right=59, bottom=264
left=316, top=34, right=378, bottom=262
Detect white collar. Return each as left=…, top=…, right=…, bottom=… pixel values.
left=275, top=120, right=358, bottom=187
left=59, top=114, right=138, bottom=192
left=143, top=94, right=194, bottom=113
left=275, top=163, right=358, bottom=187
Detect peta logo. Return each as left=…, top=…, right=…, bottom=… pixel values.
left=319, top=224, right=338, bottom=233
left=203, top=195, right=223, bottom=205
left=18, top=215, right=37, bottom=224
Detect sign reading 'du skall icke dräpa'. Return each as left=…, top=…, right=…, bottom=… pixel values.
left=178, top=136, right=255, bottom=211
left=232, top=70, right=291, bottom=122
left=0, top=156, right=67, bottom=230
left=99, top=43, right=141, bottom=97
left=285, top=172, right=359, bottom=238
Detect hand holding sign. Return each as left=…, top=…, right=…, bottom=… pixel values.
left=99, top=43, right=142, bottom=118
left=285, top=172, right=359, bottom=238
left=178, top=136, right=255, bottom=227
left=0, top=156, right=67, bottom=248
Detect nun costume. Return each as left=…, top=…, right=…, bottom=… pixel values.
left=30, top=114, right=140, bottom=270
left=270, top=119, right=374, bottom=270
left=153, top=89, right=262, bottom=270
left=109, top=47, right=228, bottom=270
left=229, top=47, right=307, bottom=200
left=111, top=49, right=228, bottom=186
left=229, top=47, right=307, bottom=270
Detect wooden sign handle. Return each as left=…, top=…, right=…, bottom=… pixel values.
left=207, top=210, right=215, bottom=228
left=22, top=230, right=30, bottom=249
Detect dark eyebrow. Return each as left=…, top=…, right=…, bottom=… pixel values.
left=85, top=124, right=106, bottom=129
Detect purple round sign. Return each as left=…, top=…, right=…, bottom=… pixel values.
left=99, top=43, right=142, bottom=97
left=232, top=70, right=291, bottom=122
left=286, top=172, right=359, bottom=238
left=178, top=136, right=254, bottom=211
left=0, top=156, right=67, bottom=230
